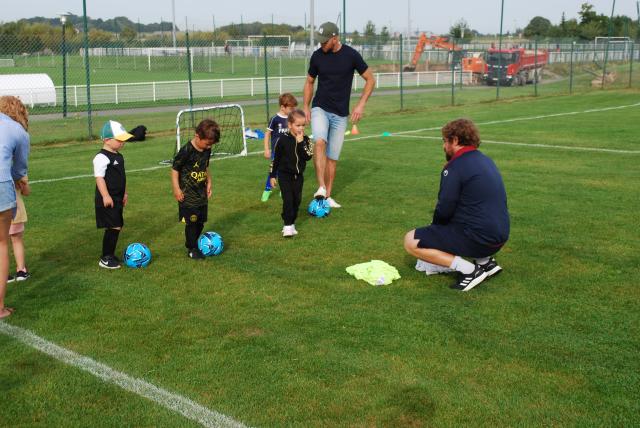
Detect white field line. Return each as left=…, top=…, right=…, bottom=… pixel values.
left=390, top=134, right=640, bottom=154
left=31, top=102, right=640, bottom=185
left=0, top=322, right=249, bottom=428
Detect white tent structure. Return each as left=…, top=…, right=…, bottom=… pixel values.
left=0, top=74, right=56, bottom=107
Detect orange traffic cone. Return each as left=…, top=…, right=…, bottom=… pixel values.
left=351, top=123, right=360, bottom=135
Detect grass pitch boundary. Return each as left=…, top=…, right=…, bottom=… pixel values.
left=0, top=322, right=249, bottom=428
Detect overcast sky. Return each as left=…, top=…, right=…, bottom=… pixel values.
left=3, top=1, right=637, bottom=34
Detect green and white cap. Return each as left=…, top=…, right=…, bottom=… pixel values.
left=101, top=120, right=133, bottom=142
left=315, top=22, right=339, bottom=44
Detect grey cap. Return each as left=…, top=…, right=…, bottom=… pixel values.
left=315, top=22, right=339, bottom=44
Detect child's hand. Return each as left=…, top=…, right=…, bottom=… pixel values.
left=103, top=195, right=114, bottom=208
left=173, top=188, right=184, bottom=202
left=264, top=149, right=271, bottom=159
left=269, top=177, right=277, bottom=189
left=123, top=192, right=128, bottom=207
left=207, top=181, right=212, bottom=199
left=17, top=177, right=30, bottom=196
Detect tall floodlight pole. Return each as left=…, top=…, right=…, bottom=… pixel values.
left=82, top=0, right=92, bottom=137
left=407, top=0, right=411, bottom=37
left=310, top=0, right=315, bottom=48
left=601, top=0, right=617, bottom=88
left=343, top=0, right=346, bottom=35
left=171, top=0, right=177, bottom=48
left=496, top=0, right=505, bottom=99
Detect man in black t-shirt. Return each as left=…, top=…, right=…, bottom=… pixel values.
left=171, top=120, right=220, bottom=259
left=303, top=22, right=375, bottom=209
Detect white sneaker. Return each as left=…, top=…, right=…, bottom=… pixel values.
left=326, top=197, right=341, bottom=208
left=282, top=225, right=295, bottom=237
left=314, top=186, right=327, bottom=198
left=292, top=225, right=299, bottom=235
left=415, top=259, right=455, bottom=275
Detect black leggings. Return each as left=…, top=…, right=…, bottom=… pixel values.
left=185, top=222, right=204, bottom=249
left=279, top=175, right=304, bottom=225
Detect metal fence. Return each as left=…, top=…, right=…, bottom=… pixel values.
left=0, top=19, right=638, bottom=139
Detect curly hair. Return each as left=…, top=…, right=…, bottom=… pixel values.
left=441, top=118, right=480, bottom=147
left=0, top=96, right=29, bottom=131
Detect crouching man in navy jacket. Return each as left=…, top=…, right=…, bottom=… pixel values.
left=404, top=118, right=510, bottom=292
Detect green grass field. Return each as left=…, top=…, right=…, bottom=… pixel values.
left=1, top=89, right=639, bottom=426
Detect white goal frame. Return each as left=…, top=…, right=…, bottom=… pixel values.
left=175, top=104, right=247, bottom=157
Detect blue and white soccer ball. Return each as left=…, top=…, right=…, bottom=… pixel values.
left=123, top=243, right=152, bottom=268
left=198, top=231, right=224, bottom=256
left=308, top=197, right=331, bottom=218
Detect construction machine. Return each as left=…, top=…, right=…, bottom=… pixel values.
left=403, top=33, right=485, bottom=77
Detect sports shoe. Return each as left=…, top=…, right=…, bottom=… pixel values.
left=478, top=257, right=502, bottom=278
left=261, top=190, right=272, bottom=202
left=7, top=274, right=15, bottom=283
left=450, top=264, right=488, bottom=292
left=415, top=259, right=454, bottom=275
left=282, top=225, right=295, bottom=237
left=188, top=248, right=205, bottom=259
left=99, top=255, right=121, bottom=269
left=291, top=225, right=299, bottom=235
left=326, top=197, right=341, bottom=208
left=14, top=271, right=30, bottom=281
left=313, top=186, right=327, bottom=198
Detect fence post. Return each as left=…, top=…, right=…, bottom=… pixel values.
left=115, top=84, right=119, bottom=104
left=534, top=38, right=538, bottom=97
left=569, top=41, right=575, bottom=94
left=153, top=82, right=157, bottom=102
left=82, top=0, right=92, bottom=138
left=186, top=30, right=194, bottom=109
left=263, top=34, right=270, bottom=124
left=450, top=49, right=455, bottom=106
left=400, top=34, right=404, bottom=110
left=629, top=42, right=634, bottom=88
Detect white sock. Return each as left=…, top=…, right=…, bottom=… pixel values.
left=475, top=257, right=491, bottom=265
left=450, top=256, right=475, bottom=275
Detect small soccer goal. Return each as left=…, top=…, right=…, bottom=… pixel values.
left=164, top=104, right=247, bottom=164
left=0, top=59, right=15, bottom=67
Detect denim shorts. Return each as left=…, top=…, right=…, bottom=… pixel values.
left=311, top=107, right=348, bottom=161
left=0, top=180, right=16, bottom=214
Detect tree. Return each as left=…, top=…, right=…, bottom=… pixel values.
left=449, top=19, right=471, bottom=43
left=88, top=29, right=114, bottom=45
left=364, top=20, right=376, bottom=45
left=523, top=16, right=552, bottom=37
left=579, top=3, right=598, bottom=25
left=121, top=26, right=137, bottom=42
left=379, top=26, right=390, bottom=45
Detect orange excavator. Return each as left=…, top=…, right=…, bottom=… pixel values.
left=403, top=32, right=485, bottom=75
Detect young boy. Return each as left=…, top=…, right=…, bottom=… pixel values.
left=269, top=110, right=314, bottom=237
left=262, top=93, right=298, bottom=202
left=94, top=120, right=132, bottom=269
left=171, top=119, right=221, bottom=258
left=7, top=182, right=30, bottom=281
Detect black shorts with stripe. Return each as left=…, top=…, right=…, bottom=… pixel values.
left=414, top=224, right=503, bottom=259
left=96, top=206, right=124, bottom=229
left=178, top=204, right=208, bottom=225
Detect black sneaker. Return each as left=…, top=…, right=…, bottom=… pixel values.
left=7, top=274, right=15, bottom=283
left=450, top=264, right=488, bottom=292
left=187, top=248, right=205, bottom=259
left=14, top=271, right=30, bottom=281
left=99, top=255, right=121, bottom=269
left=479, top=257, right=502, bottom=278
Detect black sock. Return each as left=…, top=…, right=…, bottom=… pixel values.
left=102, top=228, right=120, bottom=257
left=185, top=223, right=204, bottom=249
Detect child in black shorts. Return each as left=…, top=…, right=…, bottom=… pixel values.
left=94, top=120, right=133, bottom=269
left=171, top=119, right=221, bottom=258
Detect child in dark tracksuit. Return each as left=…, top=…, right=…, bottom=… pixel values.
left=269, top=110, right=313, bottom=237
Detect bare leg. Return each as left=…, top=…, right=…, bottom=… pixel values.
left=325, top=159, right=337, bottom=198
left=0, top=210, right=13, bottom=317
left=10, top=232, right=26, bottom=272
left=404, top=231, right=455, bottom=267
left=313, top=139, right=327, bottom=190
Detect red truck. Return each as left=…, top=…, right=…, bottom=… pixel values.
left=484, top=47, right=548, bottom=86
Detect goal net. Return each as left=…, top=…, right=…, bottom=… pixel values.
left=167, top=104, right=247, bottom=163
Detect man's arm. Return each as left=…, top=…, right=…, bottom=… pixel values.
left=303, top=74, right=316, bottom=123
left=432, top=171, right=461, bottom=224
left=350, top=68, right=375, bottom=124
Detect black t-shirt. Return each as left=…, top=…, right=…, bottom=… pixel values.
left=172, top=141, right=211, bottom=208
left=308, top=44, right=368, bottom=117
left=93, top=149, right=126, bottom=207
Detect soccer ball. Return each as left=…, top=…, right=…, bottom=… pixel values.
left=123, top=243, right=152, bottom=268
left=198, top=231, right=224, bottom=256
left=308, top=197, right=331, bottom=218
